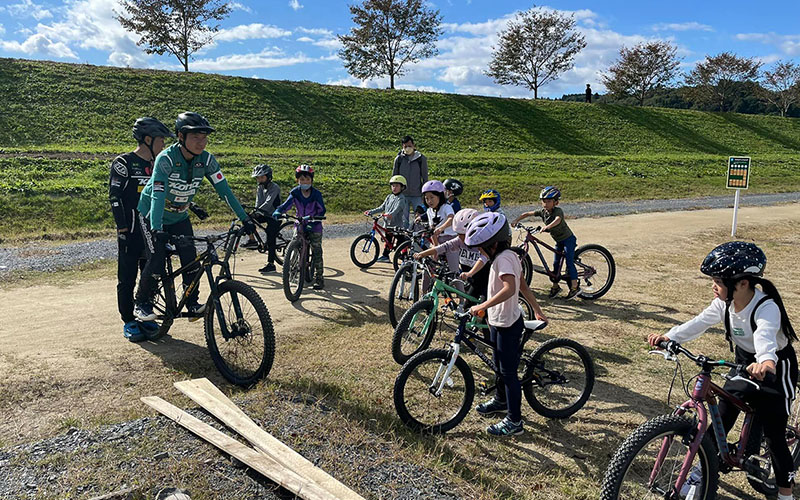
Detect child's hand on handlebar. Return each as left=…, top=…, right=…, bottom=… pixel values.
left=363, top=210, right=370, bottom=216
left=647, top=333, right=669, bottom=348
left=747, top=360, right=776, bottom=381
left=469, top=304, right=486, bottom=317
left=459, top=271, right=470, bottom=280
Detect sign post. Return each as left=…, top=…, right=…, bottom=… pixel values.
left=726, top=156, right=750, bottom=237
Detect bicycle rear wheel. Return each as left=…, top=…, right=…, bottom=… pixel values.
left=575, top=244, right=615, bottom=300
left=350, top=234, right=379, bottom=268
left=745, top=389, right=800, bottom=495
left=388, top=261, right=421, bottom=328
left=205, top=279, right=275, bottom=387
left=522, top=337, right=594, bottom=418
left=392, top=299, right=437, bottom=364
left=600, top=414, right=718, bottom=500
left=274, top=221, right=294, bottom=266
left=393, top=348, right=474, bottom=434
left=282, top=239, right=304, bottom=302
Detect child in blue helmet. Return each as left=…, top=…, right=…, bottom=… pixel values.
left=512, top=186, right=580, bottom=299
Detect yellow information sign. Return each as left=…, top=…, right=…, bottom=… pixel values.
left=727, top=157, right=750, bottom=190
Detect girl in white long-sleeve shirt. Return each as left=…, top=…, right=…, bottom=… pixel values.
left=649, top=241, right=798, bottom=500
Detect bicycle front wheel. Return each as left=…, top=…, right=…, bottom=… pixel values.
left=350, top=234, right=379, bottom=268
left=388, top=261, right=421, bottom=328
left=392, top=299, right=437, bottom=364
left=575, top=244, right=615, bottom=300
left=392, top=239, right=413, bottom=271
left=205, top=280, right=275, bottom=387
left=515, top=248, right=533, bottom=286
left=274, top=221, right=294, bottom=266
left=147, top=277, right=176, bottom=340
left=282, top=239, right=304, bottom=302
left=522, top=337, right=594, bottom=418
left=393, top=348, right=474, bottom=434
left=600, top=414, right=719, bottom=500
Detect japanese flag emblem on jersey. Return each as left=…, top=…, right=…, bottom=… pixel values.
left=211, top=171, right=225, bottom=185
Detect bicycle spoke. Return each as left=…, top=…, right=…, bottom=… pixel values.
left=532, top=346, right=587, bottom=410
left=401, top=357, right=466, bottom=428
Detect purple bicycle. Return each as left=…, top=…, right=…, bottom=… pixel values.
left=601, top=340, right=800, bottom=499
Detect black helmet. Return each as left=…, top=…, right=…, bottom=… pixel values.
left=700, top=241, right=766, bottom=280
left=175, top=111, right=215, bottom=136
left=252, top=164, right=273, bottom=178
left=133, top=117, right=174, bottom=143
left=443, top=178, right=463, bottom=196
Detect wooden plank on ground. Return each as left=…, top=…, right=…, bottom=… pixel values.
left=141, top=396, right=335, bottom=500
left=173, top=378, right=365, bottom=500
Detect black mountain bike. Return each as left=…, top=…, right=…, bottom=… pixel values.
left=279, top=214, right=326, bottom=302
left=147, top=219, right=275, bottom=387
left=245, top=206, right=295, bottom=266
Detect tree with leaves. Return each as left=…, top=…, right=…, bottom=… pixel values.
left=758, top=61, right=800, bottom=117
left=116, top=0, right=231, bottom=72
left=337, top=0, right=442, bottom=89
left=601, top=41, right=681, bottom=106
left=486, top=7, right=586, bottom=99
left=685, top=52, right=761, bottom=112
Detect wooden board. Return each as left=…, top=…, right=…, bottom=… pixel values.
left=141, top=396, right=335, bottom=500
left=173, top=378, right=365, bottom=500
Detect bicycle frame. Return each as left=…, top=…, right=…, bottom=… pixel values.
left=360, top=215, right=402, bottom=254
left=516, top=225, right=597, bottom=285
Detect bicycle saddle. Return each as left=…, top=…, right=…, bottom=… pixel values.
left=524, top=320, right=547, bottom=331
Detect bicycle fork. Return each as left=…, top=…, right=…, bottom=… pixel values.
left=429, top=343, right=462, bottom=396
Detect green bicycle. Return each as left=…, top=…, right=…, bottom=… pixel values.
left=391, top=258, right=537, bottom=365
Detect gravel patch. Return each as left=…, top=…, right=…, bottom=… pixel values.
left=0, top=391, right=464, bottom=500
left=1, top=192, right=797, bottom=280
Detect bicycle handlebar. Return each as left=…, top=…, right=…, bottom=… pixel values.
left=515, top=222, right=543, bottom=234
left=279, top=214, right=327, bottom=222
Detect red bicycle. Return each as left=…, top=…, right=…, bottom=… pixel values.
left=514, top=222, right=615, bottom=300
left=350, top=214, right=408, bottom=269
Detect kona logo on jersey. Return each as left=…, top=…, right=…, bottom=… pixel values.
left=113, top=161, right=128, bottom=177
left=168, top=180, right=202, bottom=191
left=210, top=171, right=225, bottom=185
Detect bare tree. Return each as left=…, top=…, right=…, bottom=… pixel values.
left=758, top=60, right=800, bottom=117
left=601, top=41, right=681, bottom=106
left=685, top=52, right=761, bottom=111
left=116, top=0, right=231, bottom=72
left=486, top=7, right=586, bottom=99
left=337, top=0, right=442, bottom=89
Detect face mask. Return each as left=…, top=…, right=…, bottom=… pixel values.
left=403, top=146, right=414, bottom=155
left=299, top=183, right=312, bottom=190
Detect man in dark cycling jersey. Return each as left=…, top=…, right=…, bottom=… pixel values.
left=133, top=111, right=255, bottom=322
left=109, top=117, right=173, bottom=342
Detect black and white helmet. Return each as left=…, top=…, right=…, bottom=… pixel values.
left=251, top=164, right=273, bottom=178
left=443, top=178, right=464, bottom=196
left=700, top=241, right=766, bottom=280
left=132, top=117, right=174, bottom=143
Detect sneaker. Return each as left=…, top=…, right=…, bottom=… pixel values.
left=679, top=464, right=702, bottom=498
left=240, top=240, right=259, bottom=249
left=548, top=284, right=562, bottom=298
left=123, top=321, right=145, bottom=342
left=565, top=285, right=581, bottom=300
left=475, top=398, right=508, bottom=417
left=312, top=277, right=325, bottom=290
left=187, top=301, right=206, bottom=318
left=259, top=263, right=277, bottom=274
left=134, top=303, right=156, bottom=322
left=486, top=416, right=524, bottom=437
left=377, top=255, right=391, bottom=263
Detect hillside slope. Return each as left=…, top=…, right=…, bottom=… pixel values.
left=3, top=58, right=800, bottom=155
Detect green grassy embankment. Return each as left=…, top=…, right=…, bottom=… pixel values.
left=2, top=58, right=800, bottom=238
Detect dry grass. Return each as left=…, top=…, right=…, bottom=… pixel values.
left=1, top=210, right=799, bottom=498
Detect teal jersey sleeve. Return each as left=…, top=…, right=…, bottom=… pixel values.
left=149, top=153, right=173, bottom=230
left=204, top=154, right=248, bottom=222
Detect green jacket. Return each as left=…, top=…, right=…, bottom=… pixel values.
left=138, top=143, right=248, bottom=230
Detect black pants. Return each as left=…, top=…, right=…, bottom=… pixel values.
left=253, top=213, right=280, bottom=264
left=490, top=315, right=525, bottom=422
left=116, top=218, right=145, bottom=323
left=382, top=231, right=408, bottom=257
left=719, top=344, right=798, bottom=488
left=135, top=215, right=201, bottom=306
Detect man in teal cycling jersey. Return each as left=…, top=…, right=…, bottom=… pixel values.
left=134, top=111, right=255, bottom=322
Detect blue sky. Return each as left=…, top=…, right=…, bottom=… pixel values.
left=2, top=0, right=800, bottom=98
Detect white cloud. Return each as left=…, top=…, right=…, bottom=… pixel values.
left=0, top=24, right=4, bottom=37
left=736, top=32, right=800, bottom=56
left=215, top=23, right=292, bottom=42
left=652, top=22, right=713, bottom=32
left=192, top=48, right=317, bottom=71
left=313, top=38, right=341, bottom=50
left=228, top=2, right=252, bottom=13
left=1, top=0, right=53, bottom=20
left=296, top=36, right=314, bottom=43
left=1, top=33, right=77, bottom=58
left=289, top=0, right=303, bottom=11
left=297, top=27, right=333, bottom=37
